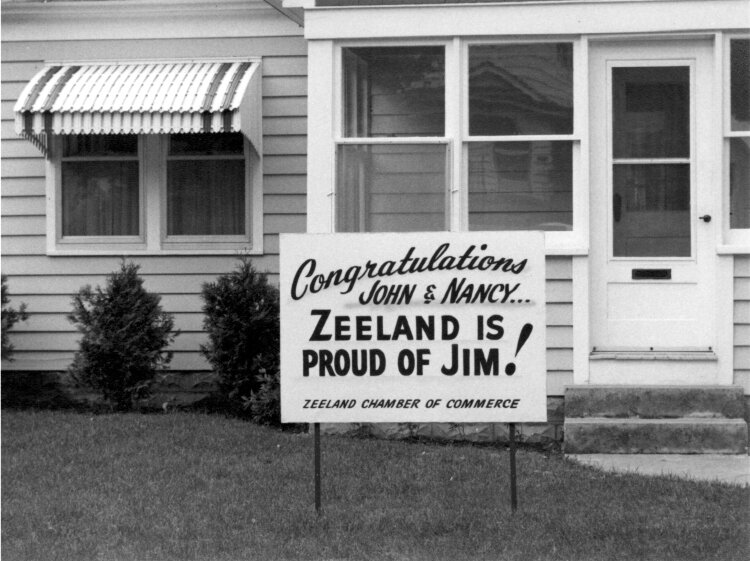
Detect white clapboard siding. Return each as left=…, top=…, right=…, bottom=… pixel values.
left=545, top=258, right=573, bottom=395
left=735, top=257, right=750, bottom=392
left=1, top=22, right=308, bottom=373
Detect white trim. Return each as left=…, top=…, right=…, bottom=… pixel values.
left=717, top=244, right=750, bottom=254
left=574, top=37, right=590, bottom=255
left=1, top=0, right=301, bottom=42
left=303, top=1, right=750, bottom=40
left=573, top=254, right=591, bottom=384
left=716, top=254, right=736, bottom=385
left=447, top=37, right=462, bottom=233
left=307, top=40, right=336, bottom=234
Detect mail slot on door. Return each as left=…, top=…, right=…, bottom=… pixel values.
left=632, top=269, right=672, bottom=280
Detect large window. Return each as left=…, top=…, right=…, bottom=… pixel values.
left=52, top=132, right=257, bottom=253
left=335, top=42, right=577, bottom=239
left=337, top=46, right=447, bottom=233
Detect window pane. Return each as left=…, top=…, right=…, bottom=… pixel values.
left=613, top=164, right=690, bottom=257
left=343, top=47, right=444, bottom=137
left=468, top=141, right=572, bottom=231
left=730, top=137, right=750, bottom=229
left=731, top=39, right=750, bottom=132
left=61, top=161, right=139, bottom=236
left=169, top=133, right=244, bottom=155
left=62, top=134, right=138, bottom=157
left=167, top=160, right=245, bottom=235
left=337, top=144, right=447, bottom=232
left=469, top=43, right=573, bottom=136
left=613, top=67, right=689, bottom=159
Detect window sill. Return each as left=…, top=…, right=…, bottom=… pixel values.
left=717, top=244, right=750, bottom=255
left=47, top=246, right=262, bottom=257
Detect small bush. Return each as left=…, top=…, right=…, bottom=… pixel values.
left=68, top=261, right=177, bottom=410
left=247, top=364, right=281, bottom=426
left=1, top=275, right=29, bottom=361
left=201, top=256, right=279, bottom=417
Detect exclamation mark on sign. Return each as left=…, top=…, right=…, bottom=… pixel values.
left=504, top=323, right=533, bottom=376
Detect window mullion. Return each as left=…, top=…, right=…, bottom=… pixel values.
left=143, top=135, right=163, bottom=251
left=446, top=37, right=462, bottom=232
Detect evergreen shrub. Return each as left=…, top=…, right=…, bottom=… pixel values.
left=1, top=275, right=29, bottom=361
left=68, top=261, right=177, bottom=410
left=201, top=256, right=280, bottom=419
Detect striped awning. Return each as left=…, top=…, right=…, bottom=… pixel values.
left=14, top=61, right=261, bottom=154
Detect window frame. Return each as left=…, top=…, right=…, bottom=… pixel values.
left=723, top=32, right=750, bottom=251
left=332, top=37, right=588, bottom=254
left=462, top=38, right=584, bottom=252
left=334, top=40, right=453, bottom=233
left=159, top=134, right=255, bottom=249
left=46, top=133, right=263, bottom=256
left=50, top=135, right=146, bottom=250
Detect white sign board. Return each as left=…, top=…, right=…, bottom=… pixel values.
left=280, top=232, right=546, bottom=423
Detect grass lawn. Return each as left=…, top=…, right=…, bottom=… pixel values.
left=2, top=410, right=749, bottom=561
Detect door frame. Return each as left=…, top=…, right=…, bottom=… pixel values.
left=573, top=34, right=734, bottom=386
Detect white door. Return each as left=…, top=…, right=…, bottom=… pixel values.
left=589, top=40, right=717, bottom=381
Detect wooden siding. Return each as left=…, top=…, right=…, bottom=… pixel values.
left=1, top=11, right=308, bottom=373
left=546, top=257, right=573, bottom=396
left=735, top=256, right=750, bottom=392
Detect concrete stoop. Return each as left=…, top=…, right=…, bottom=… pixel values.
left=563, top=386, right=749, bottom=454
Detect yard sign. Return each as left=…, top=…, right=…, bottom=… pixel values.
left=280, top=232, right=547, bottom=424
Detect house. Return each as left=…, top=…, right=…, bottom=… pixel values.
left=2, top=0, right=749, bottom=453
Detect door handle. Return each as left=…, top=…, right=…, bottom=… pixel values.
left=699, top=215, right=712, bottom=223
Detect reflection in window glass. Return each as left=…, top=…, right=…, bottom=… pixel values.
left=468, top=141, right=572, bottom=231
left=469, top=43, right=573, bottom=136
left=730, top=137, right=750, bottom=229
left=731, top=39, right=750, bottom=132
left=613, top=66, right=690, bottom=159
left=62, top=161, right=139, bottom=236
left=337, top=144, right=447, bottom=232
left=343, top=47, right=445, bottom=137
left=613, top=164, right=690, bottom=257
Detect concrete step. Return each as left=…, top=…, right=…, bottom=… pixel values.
left=565, top=385, right=745, bottom=419
left=564, top=417, right=748, bottom=454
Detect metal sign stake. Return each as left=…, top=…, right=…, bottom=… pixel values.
left=509, top=422, right=518, bottom=513
left=314, top=422, right=322, bottom=514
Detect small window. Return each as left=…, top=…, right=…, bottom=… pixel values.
left=729, top=39, right=750, bottom=230
left=167, top=133, right=246, bottom=237
left=469, top=43, right=573, bottom=136
left=60, top=135, right=140, bottom=237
